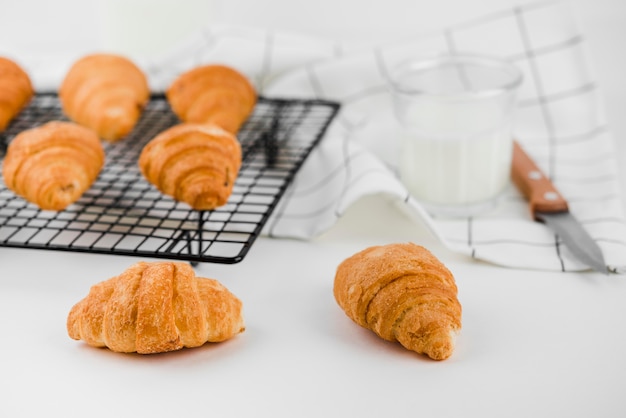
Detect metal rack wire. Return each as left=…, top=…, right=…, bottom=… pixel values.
left=0, top=94, right=339, bottom=264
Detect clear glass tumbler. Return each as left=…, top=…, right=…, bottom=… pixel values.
left=389, top=53, right=523, bottom=217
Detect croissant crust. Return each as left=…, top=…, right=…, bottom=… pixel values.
left=0, top=56, right=34, bottom=132
left=2, top=121, right=105, bottom=211
left=67, top=261, right=245, bottom=354
left=138, top=123, right=242, bottom=210
left=59, top=53, right=150, bottom=142
left=166, top=64, right=256, bottom=134
left=333, top=243, right=462, bottom=360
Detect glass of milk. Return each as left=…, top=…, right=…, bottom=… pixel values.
left=389, top=53, right=522, bottom=217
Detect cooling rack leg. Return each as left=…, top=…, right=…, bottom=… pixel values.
left=189, top=211, right=207, bottom=266
left=263, top=104, right=282, bottom=166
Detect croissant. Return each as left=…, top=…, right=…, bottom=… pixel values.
left=2, top=121, right=105, bottom=211
left=0, top=56, right=34, bottom=132
left=333, top=243, right=462, bottom=360
left=138, top=123, right=241, bottom=210
left=166, top=64, right=257, bottom=134
left=67, top=261, right=245, bottom=354
left=59, top=53, right=150, bottom=142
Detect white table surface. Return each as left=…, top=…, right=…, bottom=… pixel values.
left=1, top=1, right=625, bottom=417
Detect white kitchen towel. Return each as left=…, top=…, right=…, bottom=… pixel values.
left=140, top=0, right=625, bottom=273
left=24, top=0, right=626, bottom=272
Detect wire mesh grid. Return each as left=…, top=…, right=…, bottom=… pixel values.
left=0, top=94, right=339, bottom=264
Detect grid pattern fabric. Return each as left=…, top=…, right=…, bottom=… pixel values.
left=270, top=0, right=623, bottom=272
left=13, top=0, right=626, bottom=272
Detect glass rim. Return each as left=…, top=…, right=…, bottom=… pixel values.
left=388, top=53, right=523, bottom=100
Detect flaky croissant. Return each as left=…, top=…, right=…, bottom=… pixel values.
left=67, top=261, right=245, bottom=354
left=138, top=123, right=241, bottom=210
left=0, top=56, right=34, bottom=132
left=59, top=53, right=150, bottom=142
left=334, top=243, right=462, bottom=360
left=2, top=121, right=105, bottom=211
left=166, top=64, right=256, bottom=134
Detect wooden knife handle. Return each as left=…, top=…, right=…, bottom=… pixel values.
left=511, top=141, right=569, bottom=218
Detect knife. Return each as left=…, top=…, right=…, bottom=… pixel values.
left=511, top=140, right=607, bottom=274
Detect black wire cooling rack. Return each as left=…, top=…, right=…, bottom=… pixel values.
left=0, top=94, right=339, bottom=264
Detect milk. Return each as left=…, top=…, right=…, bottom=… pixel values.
left=390, top=54, right=522, bottom=216
left=401, top=126, right=513, bottom=209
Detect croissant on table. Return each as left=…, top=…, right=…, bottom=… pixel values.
left=333, top=243, right=462, bottom=361
left=166, top=64, right=257, bottom=134
left=59, top=53, right=150, bottom=142
left=0, top=56, right=34, bottom=132
left=138, top=122, right=241, bottom=211
left=67, top=261, right=245, bottom=354
left=2, top=121, right=105, bottom=211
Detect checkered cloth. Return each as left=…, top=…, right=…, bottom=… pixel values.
left=26, top=0, right=626, bottom=272
left=147, top=0, right=626, bottom=273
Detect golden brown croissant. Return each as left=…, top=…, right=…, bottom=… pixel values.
left=0, top=56, right=34, bottom=132
left=59, top=53, right=150, bottom=142
left=2, top=121, right=105, bottom=211
left=67, top=261, right=245, bottom=354
left=138, top=122, right=241, bottom=210
left=166, top=64, right=257, bottom=134
left=333, top=243, right=462, bottom=360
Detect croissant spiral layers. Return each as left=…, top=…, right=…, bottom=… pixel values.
left=166, top=64, right=257, bottom=134
left=0, top=56, right=34, bottom=132
left=334, top=243, right=462, bottom=360
left=2, top=121, right=105, bottom=211
left=59, top=53, right=150, bottom=142
left=67, top=261, right=245, bottom=354
left=139, top=123, right=242, bottom=210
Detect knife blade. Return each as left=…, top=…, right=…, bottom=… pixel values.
left=511, top=140, right=607, bottom=274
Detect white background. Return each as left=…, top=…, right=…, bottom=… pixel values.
left=0, top=1, right=625, bottom=417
